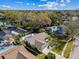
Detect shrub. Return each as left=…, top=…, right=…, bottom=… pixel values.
left=45, top=53, right=55, bottom=59
left=39, top=28, right=45, bottom=32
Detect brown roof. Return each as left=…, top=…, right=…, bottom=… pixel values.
left=29, top=32, right=49, bottom=45
left=0, top=46, right=38, bottom=59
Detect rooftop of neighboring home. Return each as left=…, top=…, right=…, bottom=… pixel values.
left=72, top=16, right=79, bottom=21
left=4, top=24, right=28, bottom=35
left=0, top=46, right=37, bottom=59
left=45, top=26, right=66, bottom=36
left=0, top=30, right=15, bottom=54
left=0, top=29, right=6, bottom=38
left=0, top=37, right=14, bottom=54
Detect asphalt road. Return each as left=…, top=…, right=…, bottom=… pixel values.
left=70, top=37, right=79, bottom=59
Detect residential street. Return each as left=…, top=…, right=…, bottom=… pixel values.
left=70, top=37, right=79, bottom=59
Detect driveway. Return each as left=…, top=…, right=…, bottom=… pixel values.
left=70, top=36, right=79, bottom=59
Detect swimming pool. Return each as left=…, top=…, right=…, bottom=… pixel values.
left=0, top=46, right=14, bottom=54
left=0, top=47, right=4, bottom=51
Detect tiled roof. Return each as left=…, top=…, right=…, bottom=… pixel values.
left=0, top=46, right=38, bottom=59
left=28, top=32, right=49, bottom=45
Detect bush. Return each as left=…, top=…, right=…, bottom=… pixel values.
left=38, top=54, right=46, bottom=59
left=45, top=53, right=55, bottom=59
left=18, top=34, right=26, bottom=37
left=39, top=28, right=45, bottom=32
left=47, top=28, right=52, bottom=34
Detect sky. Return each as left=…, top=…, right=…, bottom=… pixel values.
left=0, top=0, right=79, bottom=10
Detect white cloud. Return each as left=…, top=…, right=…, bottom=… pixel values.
left=32, top=3, right=35, bottom=6
left=60, top=0, right=71, bottom=7
left=0, top=5, right=16, bottom=10
left=60, top=3, right=66, bottom=7
left=40, top=0, right=47, bottom=1
left=38, top=2, right=58, bottom=9
left=60, top=0, right=71, bottom=3
left=26, top=3, right=30, bottom=5
left=67, top=0, right=71, bottom=3
left=60, top=0, right=64, bottom=3
left=26, top=3, right=35, bottom=6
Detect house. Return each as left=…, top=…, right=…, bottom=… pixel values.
left=61, top=16, right=68, bottom=22
left=45, top=26, right=66, bottom=36
left=4, top=24, right=16, bottom=35
left=5, top=24, right=28, bottom=35
left=0, top=29, right=6, bottom=39
left=45, top=26, right=58, bottom=32
left=0, top=46, right=37, bottom=59
left=22, top=32, right=50, bottom=54
left=72, top=16, right=79, bottom=21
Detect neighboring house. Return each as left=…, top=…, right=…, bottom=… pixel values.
left=4, top=24, right=28, bottom=35
left=61, top=16, right=68, bottom=22
left=72, top=16, right=79, bottom=21
left=45, top=26, right=66, bottom=36
left=45, top=26, right=58, bottom=32
left=0, top=30, right=6, bottom=39
left=4, top=24, right=16, bottom=34
left=22, top=32, right=50, bottom=54
left=0, top=46, right=37, bottom=59
left=12, top=28, right=28, bottom=35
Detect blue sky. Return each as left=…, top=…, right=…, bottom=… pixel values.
left=0, top=0, right=79, bottom=10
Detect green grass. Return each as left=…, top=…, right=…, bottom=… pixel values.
left=64, top=41, right=73, bottom=58
left=48, top=36, right=67, bottom=55
left=53, top=43, right=65, bottom=55
left=38, top=54, right=46, bottom=59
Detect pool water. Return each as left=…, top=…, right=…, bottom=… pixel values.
left=0, top=47, right=4, bottom=51
left=0, top=46, right=14, bottom=54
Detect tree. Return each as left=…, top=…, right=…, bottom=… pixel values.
left=35, top=13, right=51, bottom=29
left=65, top=16, right=79, bottom=39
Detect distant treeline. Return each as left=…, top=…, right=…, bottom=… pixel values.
left=0, top=10, right=79, bottom=32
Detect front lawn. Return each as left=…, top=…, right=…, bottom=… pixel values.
left=64, top=40, right=74, bottom=58
left=48, top=35, right=68, bottom=55
left=53, top=42, right=65, bottom=55
left=38, top=53, right=56, bottom=59
left=38, top=54, right=46, bottom=59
